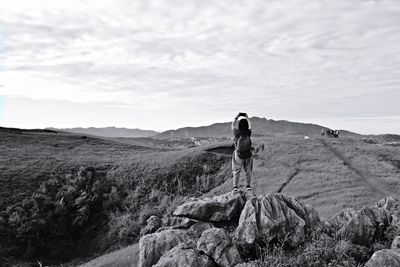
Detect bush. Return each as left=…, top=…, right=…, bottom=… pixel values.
left=1, top=151, right=231, bottom=264
left=258, top=234, right=362, bottom=267
left=106, top=212, right=141, bottom=245
left=1, top=166, right=115, bottom=260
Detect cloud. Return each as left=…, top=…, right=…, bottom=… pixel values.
left=1, top=0, right=400, bottom=132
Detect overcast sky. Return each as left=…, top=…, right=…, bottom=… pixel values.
left=1, top=0, right=400, bottom=134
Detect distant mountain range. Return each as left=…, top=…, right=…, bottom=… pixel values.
left=47, top=127, right=159, bottom=138
left=46, top=117, right=359, bottom=139
left=154, top=117, right=359, bottom=139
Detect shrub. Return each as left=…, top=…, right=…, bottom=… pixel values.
left=106, top=212, right=141, bottom=245
left=1, top=166, right=115, bottom=260
left=1, top=151, right=231, bottom=264
left=258, top=234, right=362, bottom=267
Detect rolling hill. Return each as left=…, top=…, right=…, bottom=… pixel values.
left=47, top=126, right=159, bottom=138
left=2, top=125, right=399, bottom=266
left=154, top=117, right=359, bottom=139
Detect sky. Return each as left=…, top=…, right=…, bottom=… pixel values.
left=0, top=0, right=400, bottom=134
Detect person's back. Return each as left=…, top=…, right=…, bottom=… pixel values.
left=231, top=113, right=253, bottom=192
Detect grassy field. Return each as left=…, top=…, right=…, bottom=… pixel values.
left=80, top=244, right=139, bottom=267
left=208, top=135, right=400, bottom=219
left=2, top=128, right=400, bottom=266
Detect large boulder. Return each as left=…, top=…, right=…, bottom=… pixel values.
left=235, top=193, right=320, bottom=248
left=337, top=206, right=391, bottom=246
left=197, top=228, right=242, bottom=267
left=329, top=197, right=400, bottom=247
left=173, top=191, right=245, bottom=222
left=364, top=249, right=400, bottom=267
left=139, top=229, right=191, bottom=267
left=154, top=245, right=216, bottom=267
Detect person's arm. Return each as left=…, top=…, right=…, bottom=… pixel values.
left=232, top=115, right=239, bottom=131
left=245, top=114, right=251, bottom=129
left=232, top=115, right=239, bottom=139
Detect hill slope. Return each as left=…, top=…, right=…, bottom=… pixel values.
left=3, top=127, right=400, bottom=266
left=0, top=127, right=230, bottom=266
left=48, top=127, right=159, bottom=138
left=82, top=134, right=400, bottom=267
left=155, top=117, right=358, bottom=139
left=207, top=135, right=400, bottom=219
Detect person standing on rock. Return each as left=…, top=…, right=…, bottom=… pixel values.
left=231, top=112, right=253, bottom=192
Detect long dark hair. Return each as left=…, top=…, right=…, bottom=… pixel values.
left=238, top=119, right=251, bottom=136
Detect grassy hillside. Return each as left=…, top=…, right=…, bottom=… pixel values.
left=2, top=127, right=400, bottom=266
left=0, top=128, right=231, bottom=266
left=208, top=135, right=400, bottom=219
left=0, top=128, right=164, bottom=210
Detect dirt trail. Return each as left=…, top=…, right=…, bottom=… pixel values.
left=277, top=168, right=300, bottom=193
left=318, top=138, right=391, bottom=196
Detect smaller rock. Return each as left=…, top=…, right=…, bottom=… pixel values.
left=162, top=215, right=197, bottom=229
left=141, top=215, right=162, bottom=236
left=335, top=240, right=370, bottom=262
left=326, top=208, right=357, bottom=234
left=376, top=196, right=400, bottom=228
left=372, top=241, right=388, bottom=253
left=234, top=261, right=260, bottom=267
left=392, top=213, right=400, bottom=226
left=337, top=206, right=391, bottom=246
left=154, top=245, right=216, bottom=267
left=139, top=229, right=191, bottom=267
left=197, top=228, right=242, bottom=267
left=375, top=196, right=400, bottom=214
left=189, top=222, right=214, bottom=239
left=173, top=191, right=245, bottom=222
left=364, top=249, right=400, bottom=267
left=243, top=189, right=256, bottom=201
left=392, top=236, right=400, bottom=249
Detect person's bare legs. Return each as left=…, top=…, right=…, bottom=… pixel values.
left=232, top=152, right=243, bottom=188
left=244, top=156, right=253, bottom=188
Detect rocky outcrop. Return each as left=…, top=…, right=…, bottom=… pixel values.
left=333, top=196, right=400, bottom=247
left=197, top=228, right=242, bottom=267
left=392, top=236, right=400, bottom=249
left=173, top=191, right=245, bottom=222
left=139, top=229, right=191, bottom=267
left=235, top=193, right=320, bottom=247
left=154, top=245, right=216, bottom=267
left=336, top=206, right=391, bottom=246
left=138, top=193, right=400, bottom=266
left=364, top=249, right=400, bottom=267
